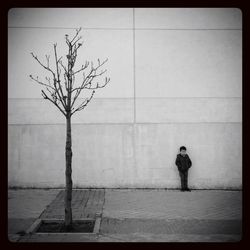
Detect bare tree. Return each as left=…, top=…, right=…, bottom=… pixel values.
left=30, top=28, right=110, bottom=230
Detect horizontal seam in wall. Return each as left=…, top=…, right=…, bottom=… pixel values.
left=8, top=26, right=132, bottom=30
left=8, top=97, right=242, bottom=100
left=8, top=27, right=242, bottom=31
left=136, top=97, right=242, bottom=99
left=135, top=28, right=242, bottom=31
left=8, top=122, right=242, bottom=125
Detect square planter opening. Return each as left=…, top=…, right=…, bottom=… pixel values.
left=37, top=220, right=95, bottom=233
left=27, top=219, right=100, bottom=234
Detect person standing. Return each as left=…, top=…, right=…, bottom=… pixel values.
left=175, top=146, right=192, bottom=191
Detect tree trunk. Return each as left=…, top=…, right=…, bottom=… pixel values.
left=64, top=114, right=73, bottom=230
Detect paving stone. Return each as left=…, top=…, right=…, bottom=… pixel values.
left=8, top=189, right=59, bottom=218
left=40, top=189, right=105, bottom=219
left=100, top=218, right=242, bottom=234
left=103, top=190, right=242, bottom=220
left=8, top=218, right=36, bottom=234
left=97, top=233, right=241, bottom=242
left=19, top=233, right=65, bottom=242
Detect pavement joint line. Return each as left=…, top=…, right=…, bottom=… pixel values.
left=32, top=232, right=98, bottom=236
left=25, top=190, right=106, bottom=234
left=25, top=218, right=42, bottom=234
left=25, top=218, right=99, bottom=235
left=39, top=190, right=62, bottom=219
left=93, top=217, right=102, bottom=234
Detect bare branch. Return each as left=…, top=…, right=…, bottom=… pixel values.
left=70, top=68, right=94, bottom=107
left=96, top=58, right=108, bottom=69
left=63, top=72, right=68, bottom=92
left=70, top=58, right=109, bottom=108
left=58, top=60, right=68, bottom=80
left=30, top=52, right=67, bottom=112
left=72, top=61, right=89, bottom=75
left=57, top=56, right=63, bottom=63
left=72, top=36, right=82, bottom=47
left=29, top=75, right=56, bottom=90
left=72, top=75, right=110, bottom=92
left=45, top=76, right=51, bottom=84
left=71, top=90, right=95, bottom=116
left=31, top=52, right=56, bottom=78
left=31, top=28, right=109, bottom=119
left=41, top=90, right=66, bottom=116
left=45, top=86, right=54, bottom=96
left=53, top=44, right=67, bottom=108
left=65, top=34, right=70, bottom=46
left=45, top=55, right=50, bottom=68
left=84, top=76, right=110, bottom=90
left=73, top=58, right=108, bottom=91
left=70, top=28, right=82, bottom=44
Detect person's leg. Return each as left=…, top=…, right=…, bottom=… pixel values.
left=184, top=171, right=188, bottom=189
left=184, top=171, right=191, bottom=191
left=179, top=171, right=185, bottom=191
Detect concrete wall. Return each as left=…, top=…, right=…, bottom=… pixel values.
left=8, top=8, right=242, bottom=189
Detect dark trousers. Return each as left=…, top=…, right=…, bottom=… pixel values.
left=179, top=170, right=188, bottom=190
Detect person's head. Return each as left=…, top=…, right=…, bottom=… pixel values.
left=180, top=146, right=187, bottom=156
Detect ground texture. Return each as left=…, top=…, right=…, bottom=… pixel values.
left=8, top=189, right=242, bottom=242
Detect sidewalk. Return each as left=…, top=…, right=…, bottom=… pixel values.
left=8, top=189, right=242, bottom=242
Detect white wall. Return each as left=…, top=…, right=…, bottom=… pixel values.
left=8, top=8, right=242, bottom=189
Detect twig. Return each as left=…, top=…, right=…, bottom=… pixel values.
left=41, top=90, right=66, bottom=116
left=53, top=44, right=67, bottom=108
left=29, top=75, right=56, bottom=90
left=71, top=90, right=95, bottom=116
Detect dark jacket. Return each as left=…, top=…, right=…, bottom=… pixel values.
left=175, top=154, right=192, bottom=172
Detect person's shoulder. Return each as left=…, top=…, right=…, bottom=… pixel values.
left=176, top=153, right=181, bottom=157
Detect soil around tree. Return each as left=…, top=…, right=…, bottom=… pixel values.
left=36, top=220, right=95, bottom=233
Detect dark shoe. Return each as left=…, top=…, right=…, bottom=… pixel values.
left=185, top=188, right=191, bottom=192
left=180, top=189, right=185, bottom=192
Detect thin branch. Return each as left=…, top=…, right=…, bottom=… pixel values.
left=41, top=90, right=66, bottom=116
left=65, top=34, right=70, bottom=46
left=71, top=90, right=95, bottom=116
left=45, top=55, right=50, bottom=68
left=53, top=44, right=67, bottom=108
left=31, top=52, right=56, bottom=78
left=29, top=75, right=56, bottom=90
left=70, top=58, right=109, bottom=108
left=45, top=86, right=54, bottom=97
left=85, top=76, right=110, bottom=90
left=70, top=28, right=82, bottom=44
left=73, top=75, right=110, bottom=92
left=31, top=28, right=109, bottom=118
left=72, top=58, right=108, bottom=93
left=72, top=36, right=82, bottom=47
left=57, top=56, right=63, bottom=62
left=72, top=61, right=89, bottom=75
left=70, top=69, right=93, bottom=108
left=59, top=60, right=68, bottom=74
left=30, top=52, right=67, bottom=112
left=97, top=58, right=108, bottom=68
